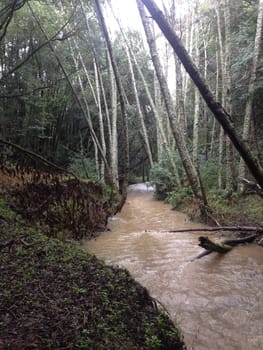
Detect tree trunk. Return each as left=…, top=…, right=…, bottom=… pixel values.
left=223, top=0, right=235, bottom=191
left=238, top=0, right=263, bottom=191
left=93, top=57, right=106, bottom=181
left=108, top=53, right=119, bottom=188
left=141, top=0, right=263, bottom=188
left=94, top=0, right=129, bottom=210
left=193, top=12, right=200, bottom=168
left=137, top=0, right=206, bottom=206
left=29, top=3, right=112, bottom=182
left=124, top=42, right=153, bottom=167
left=215, top=0, right=225, bottom=189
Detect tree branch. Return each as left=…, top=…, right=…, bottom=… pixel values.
left=0, top=138, right=79, bottom=179
left=0, top=9, right=76, bottom=81
left=147, top=226, right=263, bottom=233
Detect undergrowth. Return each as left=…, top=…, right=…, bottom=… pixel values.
left=0, top=197, right=185, bottom=350
left=0, top=166, right=118, bottom=239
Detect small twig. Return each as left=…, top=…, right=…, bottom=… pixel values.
left=20, top=238, right=32, bottom=247
left=150, top=296, right=170, bottom=316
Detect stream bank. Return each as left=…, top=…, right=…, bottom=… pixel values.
left=0, top=181, right=185, bottom=349
left=83, top=184, right=263, bottom=350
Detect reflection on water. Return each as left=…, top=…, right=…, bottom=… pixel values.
left=82, top=184, right=263, bottom=350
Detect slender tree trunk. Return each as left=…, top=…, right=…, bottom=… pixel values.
left=108, top=52, right=119, bottom=188
left=93, top=57, right=106, bottom=180
left=223, top=0, right=235, bottom=191
left=108, top=1, right=180, bottom=184
left=124, top=42, right=153, bottom=167
left=183, top=10, right=194, bottom=107
left=94, top=0, right=129, bottom=209
left=140, top=0, right=263, bottom=188
left=202, top=22, right=210, bottom=161
left=69, top=42, right=100, bottom=178
left=239, top=0, right=263, bottom=191
left=209, top=50, right=219, bottom=158
left=193, top=13, right=200, bottom=168
left=137, top=0, right=206, bottom=205
left=28, top=2, right=112, bottom=181
left=175, top=58, right=187, bottom=139
left=80, top=0, right=119, bottom=186
left=215, top=0, right=225, bottom=189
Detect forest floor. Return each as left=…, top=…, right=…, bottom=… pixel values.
left=0, top=189, right=185, bottom=350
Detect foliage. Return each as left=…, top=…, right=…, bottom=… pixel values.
left=150, top=156, right=182, bottom=199
left=206, top=190, right=263, bottom=226
left=69, top=156, right=97, bottom=179
left=200, top=159, right=221, bottom=191
left=166, top=187, right=194, bottom=209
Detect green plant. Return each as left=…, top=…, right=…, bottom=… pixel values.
left=199, top=159, right=220, bottom=191
left=167, top=187, right=194, bottom=209
left=150, top=159, right=181, bottom=200
left=145, top=335, right=162, bottom=349
left=69, top=157, right=97, bottom=180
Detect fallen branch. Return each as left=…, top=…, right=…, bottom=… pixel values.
left=0, top=138, right=79, bottom=179
left=238, top=177, right=263, bottom=197
left=189, top=250, right=212, bottom=262
left=162, top=226, right=263, bottom=233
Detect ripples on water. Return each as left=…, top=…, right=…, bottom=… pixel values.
left=83, top=184, right=263, bottom=350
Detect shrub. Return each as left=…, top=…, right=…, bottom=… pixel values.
left=150, top=155, right=182, bottom=200
left=166, top=187, right=194, bottom=209
left=200, top=159, right=220, bottom=191
left=69, top=157, right=97, bottom=179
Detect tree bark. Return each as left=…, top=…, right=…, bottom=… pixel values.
left=124, top=42, right=153, bottom=167
left=238, top=0, right=263, bottom=191
left=193, top=11, right=200, bottom=168
left=137, top=0, right=207, bottom=206
left=94, top=0, right=129, bottom=210
left=141, top=0, right=263, bottom=189
left=223, top=0, right=235, bottom=191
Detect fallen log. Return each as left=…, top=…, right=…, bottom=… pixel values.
left=190, top=234, right=258, bottom=262
left=198, top=236, right=233, bottom=253
left=223, top=234, right=258, bottom=246
left=164, top=226, right=263, bottom=233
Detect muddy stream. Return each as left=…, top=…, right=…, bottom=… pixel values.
left=83, top=184, right=263, bottom=350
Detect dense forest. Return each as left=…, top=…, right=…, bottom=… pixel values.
left=0, top=0, right=262, bottom=208
left=0, top=1, right=262, bottom=349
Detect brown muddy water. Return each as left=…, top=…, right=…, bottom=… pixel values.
left=82, top=184, right=263, bottom=350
